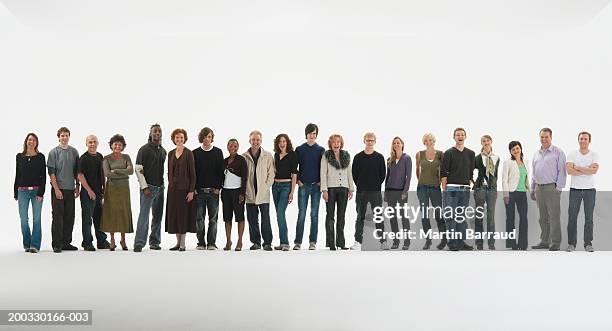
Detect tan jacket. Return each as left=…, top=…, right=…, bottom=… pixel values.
left=501, top=158, right=530, bottom=197
left=242, top=148, right=275, bottom=204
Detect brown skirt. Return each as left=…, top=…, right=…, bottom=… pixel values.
left=100, top=182, right=134, bottom=233
left=165, top=188, right=196, bottom=234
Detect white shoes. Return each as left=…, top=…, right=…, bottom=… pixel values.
left=350, top=242, right=361, bottom=250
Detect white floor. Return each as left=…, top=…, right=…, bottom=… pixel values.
left=1, top=249, right=610, bottom=331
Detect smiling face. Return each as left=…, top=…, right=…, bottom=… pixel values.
left=150, top=126, right=162, bottom=144
left=86, top=135, right=99, bottom=154
left=511, top=144, right=522, bottom=160
left=173, top=133, right=185, bottom=147
left=540, top=130, right=552, bottom=149
left=250, top=133, right=262, bottom=150
left=392, top=138, right=403, bottom=154
left=26, top=134, right=38, bottom=151
left=454, top=130, right=466, bottom=146
left=111, top=141, right=123, bottom=153
left=58, top=132, right=70, bottom=146
left=423, top=136, right=435, bottom=149
left=578, top=133, right=590, bottom=150
left=364, top=135, right=376, bottom=149
left=331, top=137, right=342, bottom=152
left=278, top=136, right=287, bottom=152
left=227, top=140, right=239, bottom=156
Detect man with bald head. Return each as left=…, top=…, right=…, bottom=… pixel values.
left=77, top=135, right=110, bottom=251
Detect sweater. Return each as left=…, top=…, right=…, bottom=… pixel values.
left=441, top=146, right=475, bottom=186
left=352, top=151, right=386, bottom=192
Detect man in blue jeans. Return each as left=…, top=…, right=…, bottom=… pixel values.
left=133, top=124, right=167, bottom=252
left=77, top=135, right=110, bottom=251
left=566, top=131, right=599, bottom=252
left=441, top=128, right=476, bottom=251
left=294, top=123, right=325, bottom=250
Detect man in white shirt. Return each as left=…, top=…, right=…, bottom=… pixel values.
left=565, top=131, right=599, bottom=252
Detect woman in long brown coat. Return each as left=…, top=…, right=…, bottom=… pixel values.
left=165, top=129, right=197, bottom=251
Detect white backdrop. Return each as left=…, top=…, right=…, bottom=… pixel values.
left=1, top=0, right=610, bottom=251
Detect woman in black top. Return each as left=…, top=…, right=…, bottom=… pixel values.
left=272, top=134, right=298, bottom=251
left=221, top=139, right=248, bottom=251
left=14, top=133, right=46, bottom=253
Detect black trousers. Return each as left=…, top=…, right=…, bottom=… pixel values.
left=355, top=191, right=384, bottom=244
left=386, top=189, right=410, bottom=246
left=325, top=187, right=348, bottom=248
left=505, top=191, right=528, bottom=249
left=51, top=189, right=76, bottom=249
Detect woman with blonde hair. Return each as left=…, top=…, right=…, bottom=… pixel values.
left=385, top=137, right=412, bottom=250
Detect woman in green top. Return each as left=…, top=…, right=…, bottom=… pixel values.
left=501, top=141, right=529, bottom=250
left=415, top=133, right=446, bottom=250
left=100, top=134, right=134, bottom=251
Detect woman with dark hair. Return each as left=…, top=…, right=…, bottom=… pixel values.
left=501, top=141, right=529, bottom=250
left=222, top=139, right=248, bottom=251
left=320, top=134, right=354, bottom=250
left=272, top=134, right=297, bottom=251
left=101, top=134, right=134, bottom=251
left=385, top=137, right=412, bottom=250
left=14, top=133, right=46, bottom=253
left=165, top=129, right=197, bottom=251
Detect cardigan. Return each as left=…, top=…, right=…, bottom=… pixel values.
left=501, top=158, right=530, bottom=197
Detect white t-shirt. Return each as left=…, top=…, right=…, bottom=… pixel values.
left=567, top=150, right=599, bottom=189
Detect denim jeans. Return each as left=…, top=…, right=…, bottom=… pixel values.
left=80, top=188, right=107, bottom=247
left=17, top=190, right=43, bottom=250
left=51, top=189, right=76, bottom=249
left=568, top=188, right=596, bottom=247
left=134, top=185, right=165, bottom=248
left=505, top=191, right=528, bottom=249
left=272, top=182, right=291, bottom=245
left=417, top=185, right=446, bottom=244
left=473, top=187, right=497, bottom=246
left=196, top=191, right=220, bottom=246
left=355, top=191, right=384, bottom=244
left=443, top=186, right=471, bottom=249
left=325, top=187, right=348, bottom=248
left=247, top=203, right=273, bottom=246
left=295, top=183, right=321, bottom=244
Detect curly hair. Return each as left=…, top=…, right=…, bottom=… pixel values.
left=274, top=134, right=294, bottom=154
left=327, top=134, right=344, bottom=150
left=109, top=134, right=127, bottom=151
left=198, top=127, right=215, bottom=143
left=171, top=128, right=188, bottom=145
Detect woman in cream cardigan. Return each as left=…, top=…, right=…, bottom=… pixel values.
left=501, top=141, right=530, bottom=250
left=321, top=134, right=354, bottom=250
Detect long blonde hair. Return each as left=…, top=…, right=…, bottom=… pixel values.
left=387, top=137, right=404, bottom=166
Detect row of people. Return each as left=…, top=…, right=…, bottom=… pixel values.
left=14, top=125, right=598, bottom=253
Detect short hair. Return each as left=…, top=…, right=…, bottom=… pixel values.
left=249, top=130, right=262, bottom=139
left=57, top=127, right=70, bottom=138
left=422, top=133, right=436, bottom=144
left=328, top=134, right=344, bottom=150
left=22, top=133, right=39, bottom=154
left=148, top=123, right=161, bottom=143
left=198, top=127, right=215, bottom=143
left=363, top=132, right=376, bottom=141
left=109, top=134, right=127, bottom=151
left=305, top=123, right=319, bottom=138
left=578, top=131, right=591, bottom=142
left=274, top=134, right=294, bottom=154
left=227, top=138, right=239, bottom=147
left=453, top=128, right=466, bottom=136
left=171, top=128, right=188, bottom=145
left=508, top=141, right=524, bottom=161
left=540, top=128, right=553, bottom=137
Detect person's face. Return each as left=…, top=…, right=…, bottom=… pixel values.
left=540, top=131, right=552, bottom=148
left=511, top=145, right=522, bottom=159
left=174, top=133, right=185, bottom=147
left=202, top=133, right=213, bottom=146
left=150, top=126, right=162, bottom=143
left=331, top=138, right=341, bottom=151
left=392, top=139, right=403, bottom=153
left=86, top=137, right=98, bottom=153
left=26, top=135, right=38, bottom=150
left=58, top=132, right=70, bottom=145
left=307, top=132, right=317, bottom=143
left=227, top=141, right=238, bottom=155
left=278, top=137, right=287, bottom=151
left=481, top=137, right=492, bottom=151
left=364, top=136, right=376, bottom=149
left=111, top=141, right=123, bottom=153
left=578, top=134, right=590, bottom=149
left=423, top=137, right=435, bottom=149
left=454, top=130, right=466, bottom=145
left=250, top=134, right=261, bottom=149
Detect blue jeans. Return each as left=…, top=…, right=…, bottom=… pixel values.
left=568, top=188, right=596, bottom=247
left=295, top=183, right=321, bottom=244
left=272, top=182, right=291, bottom=245
left=196, top=191, right=220, bottom=246
left=246, top=203, right=273, bottom=246
left=134, top=185, right=165, bottom=248
left=443, top=186, right=471, bottom=249
left=17, top=190, right=43, bottom=250
left=80, top=188, right=107, bottom=247
left=417, top=185, right=446, bottom=244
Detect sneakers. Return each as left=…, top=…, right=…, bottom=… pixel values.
left=263, top=244, right=273, bottom=251
left=150, top=245, right=161, bottom=250
left=309, top=242, right=316, bottom=250
left=350, top=242, right=361, bottom=250
left=29, top=248, right=39, bottom=253
left=293, top=244, right=301, bottom=250
left=196, top=244, right=206, bottom=250
left=380, top=241, right=390, bottom=250
left=207, top=244, right=218, bottom=251
left=83, top=245, right=96, bottom=252
left=585, top=245, right=595, bottom=252
left=566, top=244, right=576, bottom=252
left=281, top=245, right=290, bottom=252
left=250, top=244, right=261, bottom=250
left=62, top=244, right=78, bottom=251
left=133, top=246, right=143, bottom=253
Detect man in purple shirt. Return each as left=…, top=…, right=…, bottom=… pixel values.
left=530, top=128, right=566, bottom=251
